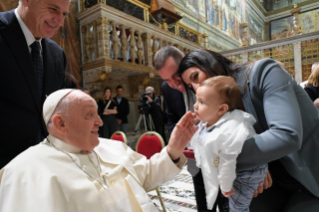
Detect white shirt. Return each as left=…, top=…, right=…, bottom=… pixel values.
left=190, top=109, right=256, bottom=209
left=300, top=80, right=308, bottom=88
left=14, top=9, right=42, bottom=54
left=182, top=90, right=196, bottom=112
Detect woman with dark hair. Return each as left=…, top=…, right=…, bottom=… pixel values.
left=98, top=87, right=117, bottom=138
left=304, top=65, right=319, bottom=101
left=177, top=49, right=319, bottom=212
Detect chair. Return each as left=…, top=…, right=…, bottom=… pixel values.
left=135, top=131, right=167, bottom=212
left=110, top=131, right=127, bottom=144
left=135, top=131, right=165, bottom=159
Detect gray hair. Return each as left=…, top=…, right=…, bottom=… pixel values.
left=154, top=46, right=184, bottom=71
left=145, top=86, right=155, bottom=92
left=312, top=62, right=319, bottom=72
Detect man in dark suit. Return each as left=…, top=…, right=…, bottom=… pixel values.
left=113, top=85, right=130, bottom=133
left=0, top=0, right=69, bottom=168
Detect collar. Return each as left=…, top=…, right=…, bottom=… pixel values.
left=14, top=9, right=42, bottom=50
left=116, top=97, right=122, bottom=100
left=45, top=134, right=84, bottom=154
left=201, top=112, right=230, bottom=133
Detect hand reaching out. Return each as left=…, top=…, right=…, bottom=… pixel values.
left=166, top=112, right=199, bottom=160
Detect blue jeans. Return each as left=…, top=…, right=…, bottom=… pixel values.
left=229, top=164, right=268, bottom=212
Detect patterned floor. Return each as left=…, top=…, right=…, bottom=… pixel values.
left=149, top=167, right=198, bottom=212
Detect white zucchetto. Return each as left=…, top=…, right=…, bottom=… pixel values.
left=43, top=89, right=74, bottom=125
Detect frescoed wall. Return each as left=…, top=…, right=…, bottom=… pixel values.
left=171, top=0, right=265, bottom=45
left=0, top=0, right=81, bottom=84
left=270, top=8, right=319, bottom=40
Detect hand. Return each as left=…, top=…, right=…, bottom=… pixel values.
left=146, top=96, right=153, bottom=103
left=253, top=171, right=272, bottom=198
left=103, top=110, right=110, bottom=115
left=116, top=119, right=122, bottom=125
left=166, top=112, right=199, bottom=160
left=222, top=187, right=235, bottom=198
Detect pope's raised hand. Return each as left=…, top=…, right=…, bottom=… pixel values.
left=166, top=112, right=199, bottom=161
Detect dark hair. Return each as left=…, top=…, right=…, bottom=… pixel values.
left=177, top=49, right=236, bottom=79
left=177, top=49, right=250, bottom=109
left=104, top=87, right=111, bottom=93
left=116, top=85, right=123, bottom=90
left=154, top=46, right=184, bottom=71
left=65, top=72, right=78, bottom=89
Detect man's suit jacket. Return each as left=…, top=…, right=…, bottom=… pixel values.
left=161, top=82, right=186, bottom=133
left=0, top=10, right=66, bottom=168
left=235, top=58, right=319, bottom=197
left=113, top=97, right=130, bottom=123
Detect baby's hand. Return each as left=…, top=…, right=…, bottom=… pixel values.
left=222, top=187, right=235, bottom=198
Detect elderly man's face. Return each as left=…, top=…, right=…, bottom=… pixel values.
left=66, top=93, right=103, bottom=151
left=158, top=57, right=186, bottom=93
left=21, top=0, right=70, bottom=39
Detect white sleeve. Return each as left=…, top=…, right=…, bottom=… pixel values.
left=217, top=124, right=250, bottom=192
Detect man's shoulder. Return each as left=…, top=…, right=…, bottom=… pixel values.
left=44, top=38, right=63, bottom=52
left=0, top=9, right=15, bottom=26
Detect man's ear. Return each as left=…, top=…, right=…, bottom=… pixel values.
left=218, top=103, right=229, bottom=116
left=52, top=114, right=68, bottom=134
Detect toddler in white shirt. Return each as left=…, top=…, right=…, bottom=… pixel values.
left=190, top=76, right=267, bottom=212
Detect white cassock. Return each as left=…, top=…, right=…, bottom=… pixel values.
left=0, top=135, right=186, bottom=212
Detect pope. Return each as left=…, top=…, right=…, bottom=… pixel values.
left=0, top=89, right=199, bottom=212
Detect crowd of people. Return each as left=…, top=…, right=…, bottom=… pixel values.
left=1, top=0, right=319, bottom=211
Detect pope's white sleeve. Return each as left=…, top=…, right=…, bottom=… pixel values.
left=125, top=144, right=186, bottom=190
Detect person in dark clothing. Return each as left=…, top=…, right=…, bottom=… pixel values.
left=98, top=87, right=117, bottom=138
left=145, top=86, right=167, bottom=144
left=65, top=72, right=78, bottom=89
left=113, top=85, right=130, bottom=133
left=304, top=65, right=319, bottom=102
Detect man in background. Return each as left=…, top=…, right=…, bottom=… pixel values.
left=0, top=0, right=69, bottom=168
left=144, top=86, right=166, bottom=144
left=114, top=85, right=130, bottom=133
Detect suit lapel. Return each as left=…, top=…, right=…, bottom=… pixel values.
left=42, top=38, right=56, bottom=98
left=0, top=10, right=41, bottom=112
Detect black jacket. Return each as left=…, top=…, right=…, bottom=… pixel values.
left=304, top=84, right=319, bottom=102
left=113, top=97, right=130, bottom=123
left=161, top=82, right=186, bottom=133
left=0, top=10, right=66, bottom=168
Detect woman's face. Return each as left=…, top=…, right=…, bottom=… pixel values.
left=181, top=67, right=209, bottom=92
left=104, top=89, right=111, bottom=99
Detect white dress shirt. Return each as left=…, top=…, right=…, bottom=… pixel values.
left=14, top=9, right=42, bottom=54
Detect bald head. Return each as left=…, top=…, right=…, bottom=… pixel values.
left=47, top=90, right=103, bottom=151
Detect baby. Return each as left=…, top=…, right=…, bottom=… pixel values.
left=190, top=76, right=268, bottom=212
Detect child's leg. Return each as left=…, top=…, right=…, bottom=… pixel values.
left=228, top=164, right=268, bottom=212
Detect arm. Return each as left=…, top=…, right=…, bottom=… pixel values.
left=104, top=106, right=117, bottom=115
left=124, top=98, right=130, bottom=117
left=237, top=60, right=303, bottom=171
left=125, top=112, right=198, bottom=189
